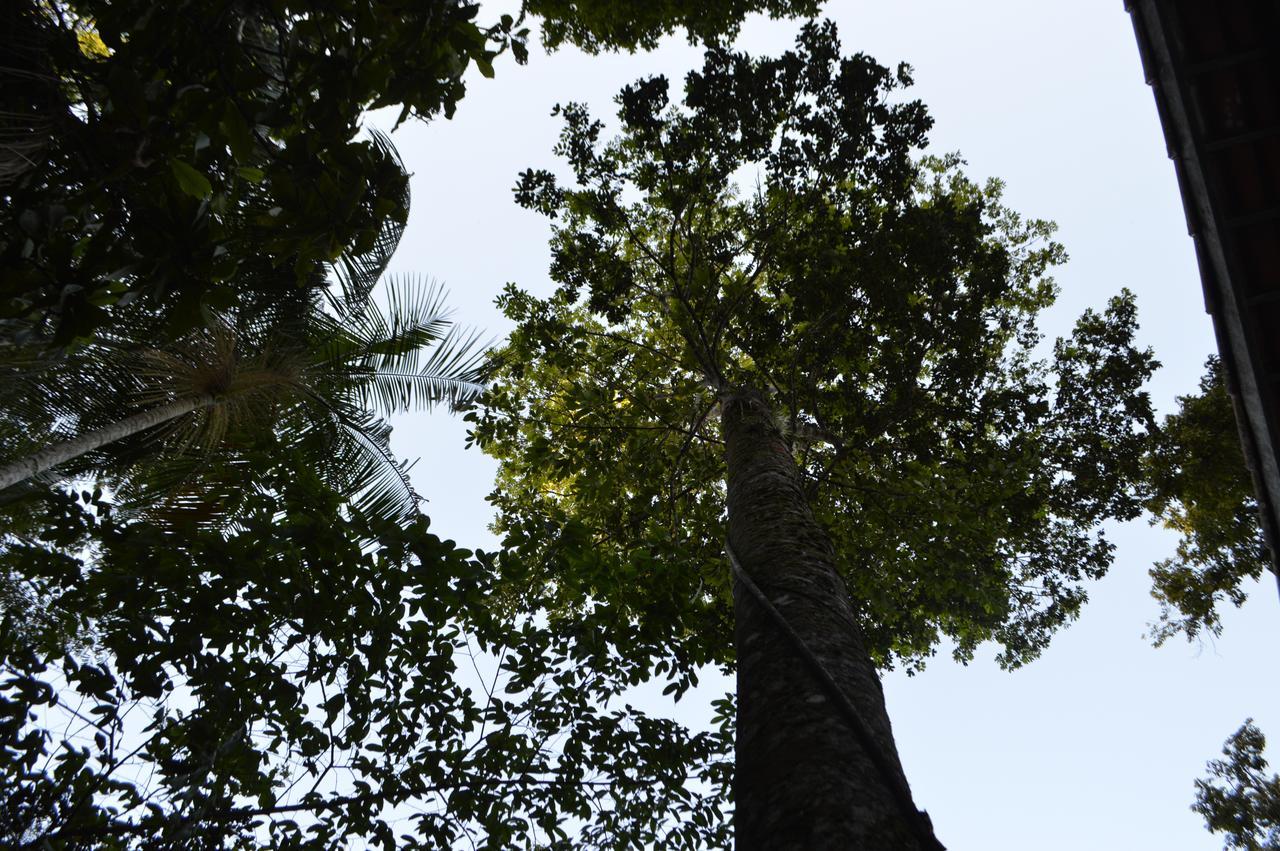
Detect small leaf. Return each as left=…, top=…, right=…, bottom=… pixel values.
left=170, top=158, right=212, bottom=198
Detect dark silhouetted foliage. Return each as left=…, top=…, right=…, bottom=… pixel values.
left=1196, top=720, right=1280, bottom=850
left=1145, top=358, right=1271, bottom=644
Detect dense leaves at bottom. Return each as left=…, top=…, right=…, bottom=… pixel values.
left=0, top=465, right=731, bottom=849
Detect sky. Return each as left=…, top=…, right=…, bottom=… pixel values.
left=374, top=2, right=1280, bottom=848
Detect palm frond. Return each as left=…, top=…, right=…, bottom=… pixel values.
left=234, top=266, right=327, bottom=347
left=110, top=452, right=260, bottom=529
left=0, top=118, right=481, bottom=528
left=330, top=128, right=410, bottom=311
left=326, top=274, right=454, bottom=365
left=302, top=401, right=422, bottom=522
left=311, top=275, right=486, bottom=414
left=352, top=323, right=488, bottom=415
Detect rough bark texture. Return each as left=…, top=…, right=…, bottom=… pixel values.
left=722, top=386, right=926, bottom=850
left=0, top=395, right=211, bottom=491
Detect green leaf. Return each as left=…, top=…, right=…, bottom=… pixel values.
left=170, top=158, right=213, bottom=198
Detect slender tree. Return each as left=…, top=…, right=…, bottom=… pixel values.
left=476, top=23, right=1158, bottom=847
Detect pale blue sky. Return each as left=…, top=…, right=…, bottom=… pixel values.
left=378, top=2, right=1280, bottom=847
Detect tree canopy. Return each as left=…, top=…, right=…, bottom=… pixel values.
left=527, top=0, right=818, bottom=53
left=0, top=122, right=486, bottom=529
left=3, top=0, right=493, bottom=348
left=477, top=21, right=1160, bottom=678
left=1, top=0, right=818, bottom=351
left=0, top=465, right=734, bottom=848
left=6, top=2, right=1263, bottom=847
left=4, top=2, right=837, bottom=847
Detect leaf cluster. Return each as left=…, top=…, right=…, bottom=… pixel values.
left=1195, top=720, right=1280, bottom=850
left=0, top=124, right=486, bottom=524
left=527, top=0, right=819, bottom=53
left=0, top=467, right=733, bottom=849
left=1144, top=357, right=1271, bottom=644
left=1, top=0, right=518, bottom=349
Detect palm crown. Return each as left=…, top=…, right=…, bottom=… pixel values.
left=0, top=133, right=483, bottom=523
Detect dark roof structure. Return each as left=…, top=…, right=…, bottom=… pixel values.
left=1126, top=0, right=1280, bottom=594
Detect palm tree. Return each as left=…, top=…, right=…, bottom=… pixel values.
left=0, top=134, right=483, bottom=522
left=0, top=275, right=483, bottom=521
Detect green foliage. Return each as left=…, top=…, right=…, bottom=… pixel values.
left=1145, top=358, right=1270, bottom=645
left=0, top=468, right=733, bottom=849
left=0, top=245, right=485, bottom=524
left=0, top=117, right=487, bottom=524
left=1195, top=720, right=1280, bottom=850
left=0, top=487, right=99, bottom=660
left=1, top=0, right=818, bottom=351
left=1, top=0, right=519, bottom=349
left=2, top=3, right=847, bottom=847
left=477, top=21, right=1159, bottom=676
left=528, top=0, right=819, bottom=52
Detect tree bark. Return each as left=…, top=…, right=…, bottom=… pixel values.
left=721, top=385, right=932, bottom=850
left=0, top=395, right=212, bottom=491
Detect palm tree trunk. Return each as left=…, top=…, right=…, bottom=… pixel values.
left=0, top=395, right=212, bottom=491
left=721, top=385, right=933, bottom=850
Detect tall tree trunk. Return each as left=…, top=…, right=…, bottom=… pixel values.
left=721, top=386, right=933, bottom=850
left=0, top=395, right=212, bottom=491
